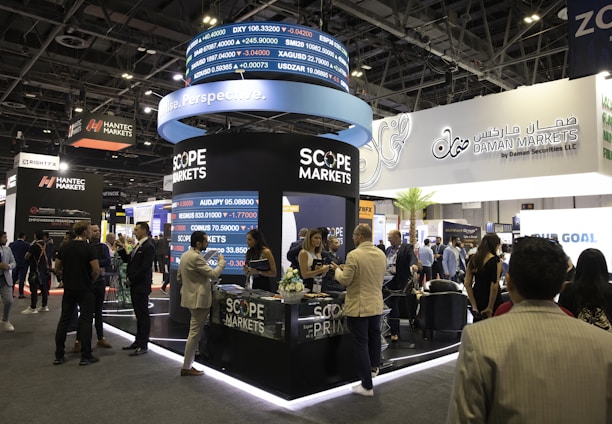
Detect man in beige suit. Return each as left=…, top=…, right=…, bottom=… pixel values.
left=178, top=231, right=225, bottom=376
left=333, top=224, right=387, bottom=396
left=447, top=236, right=612, bottom=423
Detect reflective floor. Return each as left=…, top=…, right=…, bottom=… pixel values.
left=103, top=292, right=462, bottom=377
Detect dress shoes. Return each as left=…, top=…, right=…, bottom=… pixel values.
left=181, top=367, right=204, bottom=376
left=97, top=338, right=112, bottom=348
left=79, top=356, right=100, bottom=366
left=128, top=347, right=148, bottom=356
left=53, top=357, right=65, bottom=365
left=122, top=343, right=138, bottom=351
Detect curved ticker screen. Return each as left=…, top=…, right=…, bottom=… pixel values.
left=185, top=22, right=349, bottom=92
left=170, top=191, right=258, bottom=275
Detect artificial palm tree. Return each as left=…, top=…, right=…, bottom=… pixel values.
left=393, top=188, right=436, bottom=245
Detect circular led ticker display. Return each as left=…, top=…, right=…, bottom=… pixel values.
left=185, top=22, right=349, bottom=92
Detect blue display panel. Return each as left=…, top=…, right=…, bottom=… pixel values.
left=170, top=191, right=258, bottom=275
left=185, top=22, right=349, bottom=92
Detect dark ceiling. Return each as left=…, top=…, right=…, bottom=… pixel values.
left=0, top=0, right=569, bottom=204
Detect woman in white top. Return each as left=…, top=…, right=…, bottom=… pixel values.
left=298, top=228, right=331, bottom=292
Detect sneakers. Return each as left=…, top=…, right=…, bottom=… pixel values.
left=371, top=367, right=380, bottom=378
left=37, top=305, right=50, bottom=312
left=97, top=338, right=112, bottom=348
left=21, top=307, right=38, bottom=314
left=160, top=287, right=167, bottom=294
left=53, top=357, right=65, bottom=365
left=1, top=320, right=14, bottom=332
left=79, top=356, right=100, bottom=366
left=351, top=384, right=374, bottom=397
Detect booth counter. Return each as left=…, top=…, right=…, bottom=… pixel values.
left=206, top=285, right=356, bottom=399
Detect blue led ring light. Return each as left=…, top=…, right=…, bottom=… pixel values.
left=157, top=80, right=372, bottom=147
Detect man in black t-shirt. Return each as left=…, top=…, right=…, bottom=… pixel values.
left=53, top=221, right=100, bottom=366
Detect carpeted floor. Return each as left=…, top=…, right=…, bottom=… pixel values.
left=2, top=292, right=456, bottom=424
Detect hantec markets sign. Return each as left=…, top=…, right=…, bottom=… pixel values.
left=67, top=112, right=135, bottom=151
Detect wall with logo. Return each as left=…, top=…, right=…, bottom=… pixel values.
left=4, top=167, right=102, bottom=244
left=170, top=133, right=358, bottom=280
left=519, top=207, right=612, bottom=273
left=360, top=74, right=612, bottom=203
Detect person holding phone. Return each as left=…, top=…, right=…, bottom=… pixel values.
left=298, top=228, right=331, bottom=292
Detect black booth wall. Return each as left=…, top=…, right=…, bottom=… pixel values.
left=168, top=133, right=359, bottom=322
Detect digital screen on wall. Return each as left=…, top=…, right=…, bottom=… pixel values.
left=170, top=191, right=258, bottom=274
left=280, top=193, right=346, bottom=271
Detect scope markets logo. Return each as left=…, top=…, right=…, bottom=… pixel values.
left=173, top=148, right=207, bottom=183
left=299, top=147, right=352, bottom=184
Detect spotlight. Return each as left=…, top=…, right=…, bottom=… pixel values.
left=172, top=73, right=184, bottom=81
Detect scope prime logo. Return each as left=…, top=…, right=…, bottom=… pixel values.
left=172, top=147, right=207, bottom=183
left=299, top=147, right=352, bottom=184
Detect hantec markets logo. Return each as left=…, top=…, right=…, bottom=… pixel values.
left=38, top=176, right=86, bottom=191
left=38, top=176, right=56, bottom=189
left=86, top=119, right=104, bottom=132
left=299, top=147, right=352, bottom=184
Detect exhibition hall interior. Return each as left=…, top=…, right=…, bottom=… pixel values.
left=2, top=1, right=612, bottom=423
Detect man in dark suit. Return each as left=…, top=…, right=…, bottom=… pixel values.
left=286, top=227, right=308, bottom=269
left=431, top=236, right=446, bottom=279
left=9, top=232, right=29, bottom=298
left=117, top=221, right=156, bottom=356
left=384, top=230, right=418, bottom=341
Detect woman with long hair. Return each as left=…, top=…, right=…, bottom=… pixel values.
left=243, top=228, right=277, bottom=292
left=464, top=233, right=502, bottom=319
left=559, top=248, right=612, bottom=331
left=298, top=228, right=331, bottom=292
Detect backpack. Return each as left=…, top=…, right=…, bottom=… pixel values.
left=577, top=307, right=612, bottom=332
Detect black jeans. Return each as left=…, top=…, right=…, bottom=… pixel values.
left=346, top=315, right=382, bottom=390
left=93, top=280, right=106, bottom=339
left=130, top=288, right=150, bottom=348
left=29, top=272, right=49, bottom=309
left=12, top=266, right=27, bottom=296
left=55, top=289, right=94, bottom=358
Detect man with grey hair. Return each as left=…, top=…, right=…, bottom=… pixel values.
left=333, top=224, right=387, bottom=396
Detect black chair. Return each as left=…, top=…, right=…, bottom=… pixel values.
left=417, top=279, right=467, bottom=340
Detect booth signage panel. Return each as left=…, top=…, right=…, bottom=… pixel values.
left=171, top=191, right=258, bottom=274
left=8, top=168, right=102, bottom=243
left=360, top=76, right=601, bottom=193
left=186, top=22, right=349, bottom=92
left=13, top=152, right=59, bottom=170
left=171, top=134, right=358, bottom=198
left=67, top=112, right=135, bottom=151
left=442, top=221, right=481, bottom=246
left=567, top=1, right=612, bottom=80
left=519, top=207, right=612, bottom=273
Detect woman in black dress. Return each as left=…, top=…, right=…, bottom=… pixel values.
left=243, top=229, right=277, bottom=292
left=464, top=233, right=502, bottom=320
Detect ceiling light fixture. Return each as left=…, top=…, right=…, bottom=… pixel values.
left=43, top=129, right=51, bottom=134
left=351, top=70, right=363, bottom=78
left=202, top=15, right=218, bottom=26
left=74, top=106, right=83, bottom=113
left=145, top=89, right=164, bottom=98
left=137, top=46, right=147, bottom=52
left=524, top=14, right=540, bottom=24
left=144, top=141, right=152, bottom=146
left=360, top=64, right=372, bottom=70
left=122, top=72, right=134, bottom=80
left=172, top=73, right=184, bottom=81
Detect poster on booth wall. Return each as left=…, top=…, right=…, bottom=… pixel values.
left=442, top=221, right=482, bottom=248
left=6, top=167, right=102, bottom=245
left=280, top=193, right=346, bottom=272
left=519, top=208, right=612, bottom=273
